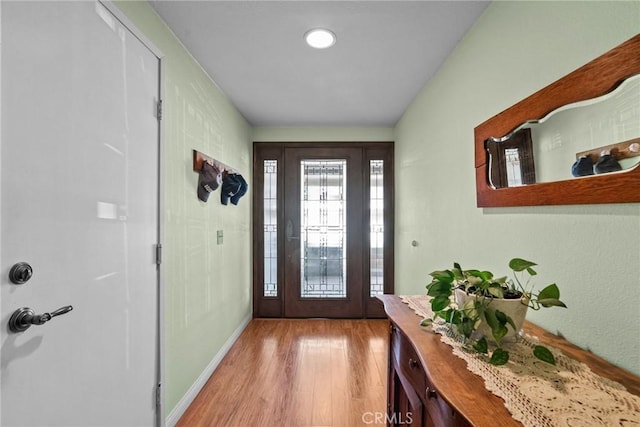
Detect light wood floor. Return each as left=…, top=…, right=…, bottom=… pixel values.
left=178, top=319, right=389, bottom=427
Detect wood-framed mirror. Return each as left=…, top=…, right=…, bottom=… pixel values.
left=474, top=34, right=640, bottom=207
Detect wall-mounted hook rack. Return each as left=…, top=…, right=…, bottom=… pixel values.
left=193, top=149, right=238, bottom=175
left=576, top=137, right=640, bottom=162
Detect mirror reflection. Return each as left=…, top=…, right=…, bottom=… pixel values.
left=486, top=73, right=640, bottom=188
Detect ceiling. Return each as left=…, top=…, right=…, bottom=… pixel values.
left=149, top=1, right=490, bottom=127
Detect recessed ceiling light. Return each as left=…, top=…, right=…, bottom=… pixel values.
left=304, top=28, right=336, bottom=49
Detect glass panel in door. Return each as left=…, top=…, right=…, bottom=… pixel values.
left=300, top=160, right=347, bottom=298
left=284, top=148, right=363, bottom=318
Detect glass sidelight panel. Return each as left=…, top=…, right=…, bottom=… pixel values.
left=300, top=160, right=347, bottom=298
left=263, top=160, right=278, bottom=297
left=370, top=160, right=384, bottom=297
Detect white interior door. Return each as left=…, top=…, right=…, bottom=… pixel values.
left=1, top=2, right=161, bottom=426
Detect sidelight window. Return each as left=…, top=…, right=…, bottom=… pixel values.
left=370, top=160, right=384, bottom=297
left=263, top=160, right=278, bottom=297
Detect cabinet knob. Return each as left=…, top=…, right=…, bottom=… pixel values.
left=408, top=358, right=419, bottom=369
left=427, top=387, right=437, bottom=399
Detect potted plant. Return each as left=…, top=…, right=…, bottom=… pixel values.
left=423, top=258, right=567, bottom=366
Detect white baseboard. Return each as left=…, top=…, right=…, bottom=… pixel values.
left=166, top=313, right=252, bottom=426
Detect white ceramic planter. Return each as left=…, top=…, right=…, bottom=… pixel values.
left=454, top=288, right=529, bottom=342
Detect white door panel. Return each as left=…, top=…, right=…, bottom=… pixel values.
left=1, top=2, right=160, bottom=425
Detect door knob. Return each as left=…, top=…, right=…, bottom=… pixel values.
left=8, top=305, right=73, bottom=333
left=9, top=262, right=33, bottom=284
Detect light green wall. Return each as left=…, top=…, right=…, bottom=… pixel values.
left=253, top=126, right=394, bottom=142
left=395, top=1, right=640, bottom=375
left=113, top=1, right=253, bottom=417
left=115, top=0, right=640, bottom=418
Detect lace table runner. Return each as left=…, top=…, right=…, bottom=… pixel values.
left=400, top=295, right=640, bottom=427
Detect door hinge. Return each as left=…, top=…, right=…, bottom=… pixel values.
left=156, top=244, right=163, bottom=265
left=156, top=99, right=163, bottom=121
left=156, top=383, right=162, bottom=408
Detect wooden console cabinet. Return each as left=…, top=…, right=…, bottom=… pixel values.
left=378, top=295, right=640, bottom=427
left=389, top=321, right=471, bottom=426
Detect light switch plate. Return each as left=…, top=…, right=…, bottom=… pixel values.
left=217, top=230, right=223, bottom=245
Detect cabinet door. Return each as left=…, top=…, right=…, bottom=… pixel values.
left=425, top=389, right=470, bottom=427
left=392, top=369, right=432, bottom=427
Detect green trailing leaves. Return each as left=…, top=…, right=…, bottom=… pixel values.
left=509, top=258, right=537, bottom=272
left=494, top=310, right=507, bottom=324
left=537, top=298, right=567, bottom=308
left=492, top=325, right=508, bottom=343
left=537, top=283, right=560, bottom=300
left=460, top=299, right=478, bottom=317
left=429, top=270, right=454, bottom=283
left=427, top=270, right=456, bottom=313
left=487, top=283, right=504, bottom=299
left=484, top=309, right=508, bottom=343
left=489, top=348, right=509, bottom=366
left=477, top=270, right=494, bottom=281
left=452, top=263, right=464, bottom=280
left=430, top=295, right=451, bottom=312
left=483, top=308, right=499, bottom=329
left=504, top=314, right=517, bottom=332
left=427, top=281, right=452, bottom=297
left=446, top=309, right=463, bottom=325
left=459, top=317, right=476, bottom=338
left=536, top=284, right=567, bottom=308
left=420, top=318, right=433, bottom=327
left=533, top=345, right=556, bottom=365
left=473, top=337, right=488, bottom=354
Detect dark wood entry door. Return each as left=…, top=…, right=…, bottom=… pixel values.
left=253, top=142, right=394, bottom=318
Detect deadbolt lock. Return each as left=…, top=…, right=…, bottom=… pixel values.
left=9, top=262, right=33, bottom=285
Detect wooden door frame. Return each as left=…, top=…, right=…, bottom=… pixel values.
left=252, top=142, right=394, bottom=318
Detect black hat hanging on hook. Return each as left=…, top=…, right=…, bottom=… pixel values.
left=594, top=151, right=622, bottom=174
left=221, top=173, right=248, bottom=205
left=571, top=155, right=594, bottom=177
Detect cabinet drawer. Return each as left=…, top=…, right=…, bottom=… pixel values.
left=391, top=326, right=427, bottom=397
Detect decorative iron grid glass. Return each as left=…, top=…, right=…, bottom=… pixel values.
left=505, top=148, right=523, bottom=187
left=263, top=160, right=278, bottom=297
left=370, top=160, right=384, bottom=297
left=300, top=160, right=347, bottom=298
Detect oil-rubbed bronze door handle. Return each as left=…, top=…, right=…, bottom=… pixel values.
left=8, top=305, right=73, bottom=333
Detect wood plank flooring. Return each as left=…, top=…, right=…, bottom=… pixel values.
left=177, top=319, right=389, bottom=427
